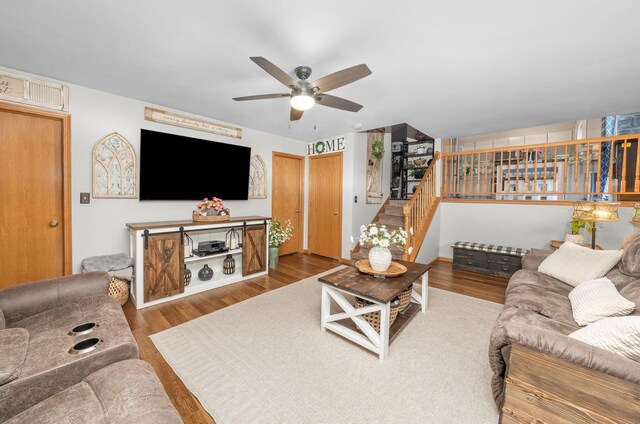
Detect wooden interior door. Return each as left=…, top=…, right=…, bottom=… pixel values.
left=272, top=152, right=304, bottom=256
left=0, top=102, right=71, bottom=288
left=144, top=233, right=184, bottom=302
left=242, top=225, right=266, bottom=275
left=308, top=152, right=343, bottom=259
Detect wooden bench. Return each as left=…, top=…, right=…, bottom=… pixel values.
left=452, top=241, right=530, bottom=278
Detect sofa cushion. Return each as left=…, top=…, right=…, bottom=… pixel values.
left=9, top=295, right=119, bottom=337
left=0, top=328, right=29, bottom=386
left=538, top=242, right=622, bottom=287
left=568, top=278, right=636, bottom=326
left=570, top=316, right=640, bottom=362
left=0, top=295, right=139, bottom=422
left=619, top=234, right=640, bottom=277
left=5, top=359, right=182, bottom=424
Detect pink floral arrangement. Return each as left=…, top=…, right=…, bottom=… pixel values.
left=196, top=197, right=226, bottom=212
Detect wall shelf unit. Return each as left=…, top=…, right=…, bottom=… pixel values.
left=390, top=123, right=434, bottom=200
left=127, top=216, right=269, bottom=309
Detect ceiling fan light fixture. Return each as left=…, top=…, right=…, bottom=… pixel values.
left=290, top=93, right=315, bottom=111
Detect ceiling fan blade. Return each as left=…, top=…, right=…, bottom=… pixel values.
left=315, top=94, right=363, bottom=112
left=233, top=93, right=290, bottom=101
left=290, top=108, right=304, bottom=121
left=311, top=64, right=371, bottom=93
left=250, top=57, right=299, bottom=89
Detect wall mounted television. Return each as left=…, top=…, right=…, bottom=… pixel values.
left=139, top=129, right=251, bottom=200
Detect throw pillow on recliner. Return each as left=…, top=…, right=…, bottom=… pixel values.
left=568, top=277, right=636, bottom=326
left=538, top=241, right=622, bottom=287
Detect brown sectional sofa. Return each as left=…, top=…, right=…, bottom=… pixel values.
left=489, top=240, right=640, bottom=408
left=5, top=359, right=182, bottom=424
left=0, top=272, right=182, bottom=423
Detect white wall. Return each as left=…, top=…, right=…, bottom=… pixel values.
left=439, top=202, right=636, bottom=258
left=349, top=130, right=392, bottom=251
left=414, top=204, right=442, bottom=264
left=67, top=86, right=305, bottom=271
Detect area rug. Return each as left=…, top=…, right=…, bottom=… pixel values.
left=150, top=267, right=503, bottom=424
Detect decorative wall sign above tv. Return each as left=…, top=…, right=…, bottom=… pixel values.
left=249, top=155, right=267, bottom=199
left=93, top=132, right=137, bottom=198
left=144, top=107, right=242, bottom=139
left=0, top=71, right=68, bottom=111
left=307, top=137, right=345, bottom=155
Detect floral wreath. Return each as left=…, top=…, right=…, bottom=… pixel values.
left=314, top=141, right=326, bottom=154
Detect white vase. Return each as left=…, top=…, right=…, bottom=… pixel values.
left=368, top=246, right=392, bottom=272
left=564, top=234, right=584, bottom=245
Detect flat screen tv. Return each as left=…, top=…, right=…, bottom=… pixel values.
left=139, top=129, right=251, bottom=200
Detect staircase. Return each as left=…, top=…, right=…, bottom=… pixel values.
left=352, top=199, right=408, bottom=261
left=351, top=152, right=441, bottom=263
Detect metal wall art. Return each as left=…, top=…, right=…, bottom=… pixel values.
left=248, top=154, right=267, bottom=199
left=93, top=132, right=137, bottom=198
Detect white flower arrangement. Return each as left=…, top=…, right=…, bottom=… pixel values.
left=358, top=224, right=407, bottom=249
left=269, top=219, right=294, bottom=247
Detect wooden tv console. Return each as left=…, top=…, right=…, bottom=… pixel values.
left=127, top=216, right=270, bottom=309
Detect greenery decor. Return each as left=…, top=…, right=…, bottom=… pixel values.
left=570, top=219, right=593, bottom=235
left=358, top=224, right=407, bottom=249
left=269, top=219, right=294, bottom=247
left=410, top=167, right=426, bottom=180
left=371, top=139, right=385, bottom=159
left=314, top=141, right=326, bottom=154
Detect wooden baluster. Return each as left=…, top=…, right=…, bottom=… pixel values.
left=635, top=138, right=640, bottom=192
left=553, top=146, right=558, bottom=194
left=596, top=141, right=602, bottom=195
left=515, top=149, right=519, bottom=195
left=542, top=147, right=548, bottom=193
left=621, top=138, right=628, bottom=193
left=443, top=155, right=448, bottom=195
left=608, top=140, right=615, bottom=195
left=490, top=152, right=496, bottom=196
left=584, top=143, right=591, bottom=194
left=562, top=145, right=568, bottom=197
left=573, top=144, right=579, bottom=195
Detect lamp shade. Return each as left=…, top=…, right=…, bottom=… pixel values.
left=290, top=94, right=315, bottom=111
left=572, top=201, right=620, bottom=222
left=632, top=203, right=640, bottom=227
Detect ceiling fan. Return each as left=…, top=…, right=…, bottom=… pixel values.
left=233, top=57, right=372, bottom=121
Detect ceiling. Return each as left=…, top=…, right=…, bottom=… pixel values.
left=2, top=1, right=640, bottom=141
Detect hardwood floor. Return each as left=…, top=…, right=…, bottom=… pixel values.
left=123, top=254, right=507, bottom=424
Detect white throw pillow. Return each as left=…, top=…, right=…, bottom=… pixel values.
left=568, top=278, right=636, bottom=326
left=569, top=316, right=640, bottom=361
left=538, top=242, right=622, bottom=287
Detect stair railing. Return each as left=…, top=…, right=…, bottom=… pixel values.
left=402, top=152, right=441, bottom=261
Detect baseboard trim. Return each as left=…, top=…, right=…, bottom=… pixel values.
left=340, top=258, right=353, bottom=265
left=438, top=256, right=453, bottom=263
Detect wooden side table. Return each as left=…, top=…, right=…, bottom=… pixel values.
left=549, top=240, right=602, bottom=250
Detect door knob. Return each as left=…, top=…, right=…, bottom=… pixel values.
left=333, top=211, right=339, bottom=215
left=295, top=210, right=300, bottom=213
left=49, top=220, right=59, bottom=227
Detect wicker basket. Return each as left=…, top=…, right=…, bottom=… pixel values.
left=398, top=286, right=413, bottom=312
left=192, top=210, right=231, bottom=223
left=109, top=277, right=129, bottom=306
left=354, top=297, right=401, bottom=332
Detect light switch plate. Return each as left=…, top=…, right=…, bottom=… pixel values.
left=80, top=192, right=90, bottom=204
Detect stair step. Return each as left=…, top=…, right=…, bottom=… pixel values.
left=376, top=214, right=404, bottom=228
left=382, top=205, right=404, bottom=216
left=388, top=199, right=408, bottom=207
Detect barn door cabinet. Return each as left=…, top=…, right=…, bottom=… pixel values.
left=127, top=216, right=269, bottom=309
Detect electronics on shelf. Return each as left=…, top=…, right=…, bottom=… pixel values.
left=193, top=240, right=228, bottom=257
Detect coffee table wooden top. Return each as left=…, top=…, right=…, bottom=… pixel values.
left=319, top=260, right=430, bottom=304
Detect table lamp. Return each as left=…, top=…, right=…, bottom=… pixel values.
left=632, top=203, right=640, bottom=227
left=572, top=201, right=620, bottom=249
